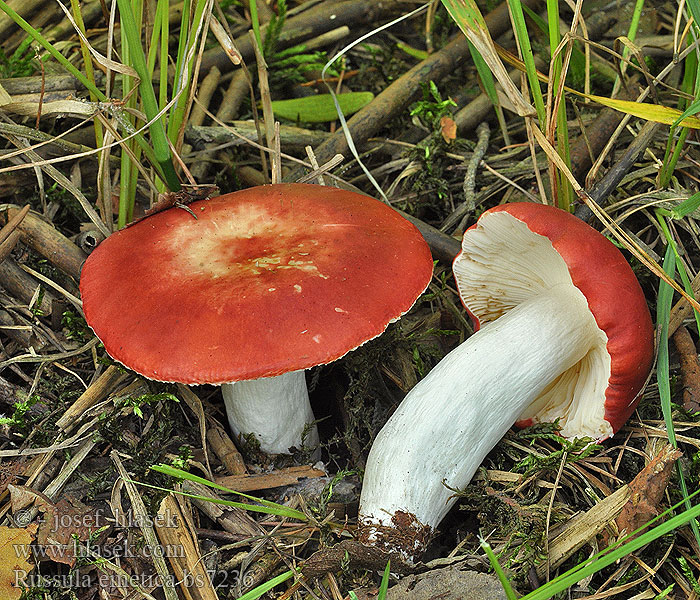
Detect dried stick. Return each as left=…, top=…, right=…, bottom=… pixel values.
left=441, top=122, right=491, bottom=235
left=183, top=480, right=264, bottom=539
left=0, top=257, right=56, bottom=316
left=215, top=70, right=249, bottom=123
left=0, top=0, right=51, bottom=40
left=111, top=451, right=180, bottom=600
left=672, top=325, right=700, bottom=414
left=285, top=0, right=539, bottom=181
left=181, top=66, right=222, bottom=161
left=0, top=203, right=29, bottom=245
left=0, top=205, right=87, bottom=279
left=535, top=485, right=630, bottom=578
left=155, top=495, right=218, bottom=600
left=215, top=465, right=326, bottom=492
left=199, top=0, right=404, bottom=74
left=0, top=308, right=37, bottom=348
left=569, top=106, right=625, bottom=182
left=615, top=444, right=682, bottom=539
left=186, top=121, right=330, bottom=151
left=56, top=365, right=128, bottom=431
left=206, top=420, right=248, bottom=475
left=0, top=226, right=21, bottom=264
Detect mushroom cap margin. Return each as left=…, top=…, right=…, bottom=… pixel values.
left=455, top=202, right=654, bottom=436
left=79, top=183, right=435, bottom=384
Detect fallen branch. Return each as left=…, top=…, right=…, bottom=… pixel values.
left=285, top=0, right=540, bottom=181
left=215, top=465, right=326, bottom=492
left=672, top=325, right=700, bottom=414
left=615, top=443, right=682, bottom=540
left=0, top=205, right=87, bottom=280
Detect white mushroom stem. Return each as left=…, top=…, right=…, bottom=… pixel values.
left=358, top=283, right=603, bottom=560
left=222, top=371, right=319, bottom=455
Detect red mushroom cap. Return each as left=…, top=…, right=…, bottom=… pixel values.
left=80, top=183, right=434, bottom=384
left=455, top=202, right=654, bottom=436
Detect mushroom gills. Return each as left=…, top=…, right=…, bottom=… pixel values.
left=222, top=370, right=319, bottom=455
left=358, top=282, right=605, bottom=560
left=454, top=209, right=614, bottom=440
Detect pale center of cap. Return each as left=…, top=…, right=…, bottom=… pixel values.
left=157, top=204, right=330, bottom=282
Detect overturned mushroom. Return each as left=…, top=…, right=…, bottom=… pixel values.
left=80, top=183, right=433, bottom=455
left=358, top=202, right=654, bottom=562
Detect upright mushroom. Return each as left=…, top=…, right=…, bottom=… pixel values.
left=358, top=202, right=654, bottom=562
left=80, top=183, right=433, bottom=455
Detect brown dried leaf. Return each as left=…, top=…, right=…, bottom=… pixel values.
left=8, top=486, right=109, bottom=568
left=0, top=525, right=36, bottom=600
left=440, top=116, right=457, bottom=143
left=7, top=484, right=51, bottom=514
left=616, top=444, right=682, bottom=539
left=36, top=496, right=109, bottom=567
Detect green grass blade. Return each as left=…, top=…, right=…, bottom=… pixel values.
left=687, top=0, right=700, bottom=35
left=69, top=0, right=103, bottom=148
left=669, top=191, right=700, bottom=220
left=377, top=560, right=391, bottom=600
left=656, top=218, right=681, bottom=450
left=655, top=215, right=700, bottom=545
left=520, top=492, right=700, bottom=600
left=150, top=464, right=308, bottom=520
left=167, top=0, right=210, bottom=152
left=658, top=211, right=700, bottom=333
left=481, top=538, right=518, bottom=600
left=118, top=145, right=136, bottom=226
left=658, top=126, right=690, bottom=188
left=671, top=95, right=700, bottom=129
left=234, top=569, right=295, bottom=600
left=468, top=41, right=497, bottom=107
left=115, top=0, right=180, bottom=191
left=117, top=0, right=139, bottom=227
left=0, top=0, right=106, bottom=101
left=612, top=0, right=645, bottom=93
left=441, top=0, right=534, bottom=118
left=503, top=0, right=546, bottom=126
left=270, top=92, right=374, bottom=122
left=249, top=0, right=263, bottom=56
left=158, top=0, right=169, bottom=111
left=467, top=40, right=509, bottom=143
left=134, top=475, right=307, bottom=519
left=396, top=41, right=428, bottom=60
left=170, top=0, right=191, bottom=121
left=546, top=0, right=572, bottom=211
left=145, top=0, right=162, bottom=78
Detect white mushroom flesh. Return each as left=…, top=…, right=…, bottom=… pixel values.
left=222, top=371, right=319, bottom=455
left=359, top=210, right=611, bottom=552
left=454, top=210, right=612, bottom=439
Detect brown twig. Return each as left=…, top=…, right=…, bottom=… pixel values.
left=206, top=420, right=248, bottom=476
left=215, top=465, right=326, bottom=492
left=303, top=539, right=416, bottom=579
left=569, top=106, right=626, bottom=183
left=0, top=204, right=29, bottom=262
left=615, top=444, right=682, bottom=540
left=672, top=325, right=700, bottom=414
left=0, top=257, right=56, bottom=316
left=285, top=0, right=539, bottom=182
left=55, top=365, right=129, bottom=432
left=0, top=205, right=87, bottom=280
left=199, top=0, right=404, bottom=74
